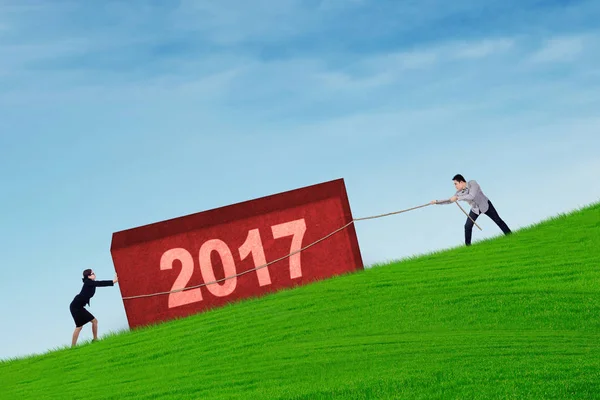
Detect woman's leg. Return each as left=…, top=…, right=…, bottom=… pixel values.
left=72, top=326, right=83, bottom=347
left=92, top=318, right=98, bottom=341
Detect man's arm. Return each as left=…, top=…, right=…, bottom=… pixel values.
left=457, top=180, right=480, bottom=201
left=432, top=199, right=453, bottom=205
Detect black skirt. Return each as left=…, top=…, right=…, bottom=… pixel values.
left=70, top=297, right=95, bottom=327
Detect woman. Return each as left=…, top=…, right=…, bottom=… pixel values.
left=70, top=269, right=118, bottom=347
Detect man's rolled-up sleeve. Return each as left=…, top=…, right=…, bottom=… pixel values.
left=457, top=181, right=480, bottom=201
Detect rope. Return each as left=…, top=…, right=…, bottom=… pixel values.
left=121, top=201, right=471, bottom=301
left=455, top=202, right=483, bottom=231
left=121, top=220, right=355, bottom=300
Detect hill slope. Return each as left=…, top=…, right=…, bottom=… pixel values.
left=2, top=202, right=599, bottom=399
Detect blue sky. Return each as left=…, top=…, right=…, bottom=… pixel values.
left=1, top=0, right=599, bottom=360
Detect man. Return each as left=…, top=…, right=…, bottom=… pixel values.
left=431, top=174, right=512, bottom=246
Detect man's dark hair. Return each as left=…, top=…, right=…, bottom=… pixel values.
left=452, top=174, right=466, bottom=182
left=83, top=269, right=93, bottom=279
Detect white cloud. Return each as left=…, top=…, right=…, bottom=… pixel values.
left=171, top=0, right=315, bottom=45
left=317, top=0, right=366, bottom=11
left=390, top=50, right=439, bottom=69
left=176, top=66, right=245, bottom=95
left=453, top=38, right=514, bottom=59
left=298, top=103, right=482, bottom=140
left=0, top=39, right=89, bottom=69
left=529, top=36, right=585, bottom=63
left=312, top=71, right=394, bottom=91
left=360, top=36, right=515, bottom=77
left=355, top=49, right=438, bottom=85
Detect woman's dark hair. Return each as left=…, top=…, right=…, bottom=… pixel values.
left=452, top=174, right=466, bottom=183
left=82, top=269, right=93, bottom=281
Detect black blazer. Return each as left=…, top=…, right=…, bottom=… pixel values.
left=73, top=277, right=114, bottom=307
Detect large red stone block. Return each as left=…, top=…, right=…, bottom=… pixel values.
left=110, top=178, right=363, bottom=329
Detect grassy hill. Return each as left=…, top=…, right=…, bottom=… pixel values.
left=2, top=201, right=599, bottom=399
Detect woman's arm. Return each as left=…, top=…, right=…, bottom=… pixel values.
left=85, top=275, right=117, bottom=287
left=91, top=280, right=114, bottom=287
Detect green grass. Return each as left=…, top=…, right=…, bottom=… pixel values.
left=2, top=201, right=599, bottom=399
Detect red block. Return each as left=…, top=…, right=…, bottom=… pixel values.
left=110, top=178, right=364, bottom=329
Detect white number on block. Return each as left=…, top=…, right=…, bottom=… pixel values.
left=271, top=218, right=307, bottom=279
left=199, top=239, right=237, bottom=297
left=239, top=228, right=272, bottom=286
left=160, top=218, right=308, bottom=307
left=160, top=248, right=203, bottom=308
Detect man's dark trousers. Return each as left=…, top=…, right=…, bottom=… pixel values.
left=465, top=200, right=512, bottom=246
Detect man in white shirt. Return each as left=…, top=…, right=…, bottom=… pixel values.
left=431, top=174, right=512, bottom=246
